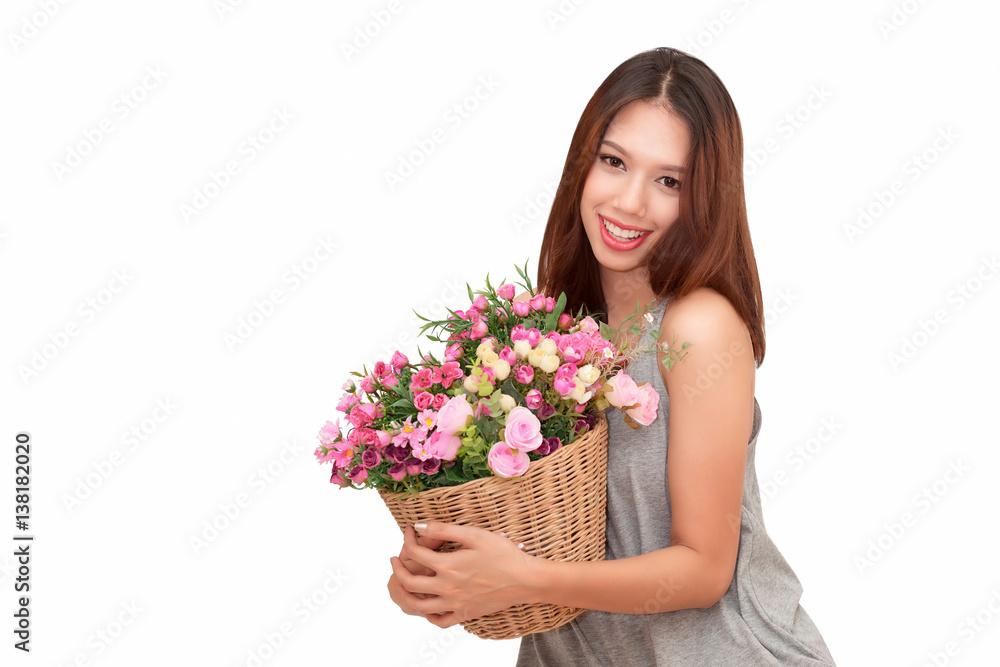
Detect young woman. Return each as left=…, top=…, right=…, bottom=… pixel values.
left=387, top=47, right=837, bottom=666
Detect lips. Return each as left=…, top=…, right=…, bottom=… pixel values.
left=598, top=215, right=652, bottom=251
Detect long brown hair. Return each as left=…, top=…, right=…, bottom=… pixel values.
left=537, top=47, right=765, bottom=366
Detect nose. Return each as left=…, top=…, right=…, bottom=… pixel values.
left=614, top=175, right=646, bottom=219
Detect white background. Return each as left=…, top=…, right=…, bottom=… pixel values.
left=2, top=1, right=998, bottom=665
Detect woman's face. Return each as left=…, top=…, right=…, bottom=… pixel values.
left=580, top=100, right=690, bottom=278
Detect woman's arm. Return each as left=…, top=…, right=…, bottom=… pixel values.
left=390, top=287, right=756, bottom=626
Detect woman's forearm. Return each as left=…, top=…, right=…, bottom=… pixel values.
left=524, top=544, right=730, bottom=614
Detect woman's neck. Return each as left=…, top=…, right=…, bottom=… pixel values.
left=600, top=266, right=658, bottom=331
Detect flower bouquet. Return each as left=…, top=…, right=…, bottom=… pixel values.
left=315, top=263, right=687, bottom=639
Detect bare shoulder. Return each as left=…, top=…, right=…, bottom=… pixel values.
left=657, top=287, right=754, bottom=387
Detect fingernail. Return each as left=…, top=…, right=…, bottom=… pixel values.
left=517, top=543, right=525, bottom=551
left=414, top=522, right=428, bottom=532
left=499, top=532, right=507, bottom=538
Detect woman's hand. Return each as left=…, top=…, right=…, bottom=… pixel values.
left=388, top=522, right=537, bottom=629
left=387, top=525, right=446, bottom=617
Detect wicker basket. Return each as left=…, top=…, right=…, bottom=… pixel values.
left=379, top=411, right=609, bottom=640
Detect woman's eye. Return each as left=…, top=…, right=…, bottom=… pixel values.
left=658, top=176, right=681, bottom=189
left=599, top=154, right=624, bottom=169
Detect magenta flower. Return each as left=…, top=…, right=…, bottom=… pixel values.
left=556, top=362, right=578, bottom=379
left=500, top=346, right=516, bottom=365
left=503, top=406, right=543, bottom=452
left=529, top=294, right=546, bottom=312
left=348, top=465, right=368, bottom=483
left=545, top=296, right=556, bottom=312
left=558, top=313, right=573, bottom=329
left=421, top=458, right=441, bottom=475
left=390, top=350, right=409, bottom=371
left=554, top=376, right=576, bottom=397
left=525, top=389, right=543, bottom=409
left=487, top=442, right=530, bottom=478
left=331, top=444, right=355, bottom=468
left=431, top=393, right=448, bottom=410
left=515, top=364, right=534, bottom=385
left=512, top=301, right=530, bottom=317
left=472, top=294, right=487, bottom=311
left=387, top=463, right=407, bottom=481
left=314, top=446, right=337, bottom=463
left=411, top=367, right=433, bottom=390
left=525, top=328, right=541, bottom=347
left=405, top=458, right=423, bottom=476
left=359, top=376, right=376, bottom=394
left=413, top=391, right=434, bottom=411
left=432, top=361, right=463, bottom=388
left=361, top=449, right=381, bottom=469
left=444, top=343, right=464, bottom=361
left=498, top=283, right=516, bottom=300
left=510, top=325, right=527, bottom=342
left=373, top=360, right=390, bottom=379
left=470, top=320, right=489, bottom=340
left=537, top=402, right=556, bottom=420
left=336, top=392, right=359, bottom=414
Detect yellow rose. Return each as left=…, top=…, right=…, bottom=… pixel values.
left=539, top=354, right=560, bottom=374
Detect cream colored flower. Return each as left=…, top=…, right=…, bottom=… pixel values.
left=514, top=339, right=532, bottom=359
left=528, top=348, right=547, bottom=368
left=537, top=338, right=558, bottom=356
left=576, top=364, right=601, bottom=386
left=492, top=359, right=511, bottom=382
left=570, top=378, right=594, bottom=404
left=481, top=351, right=499, bottom=366
left=499, top=394, right=516, bottom=412
left=476, top=340, right=495, bottom=358
left=538, top=354, right=560, bottom=374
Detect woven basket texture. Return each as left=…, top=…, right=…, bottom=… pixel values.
left=379, top=411, right=609, bottom=640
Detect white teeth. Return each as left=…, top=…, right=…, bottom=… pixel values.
left=601, top=217, right=648, bottom=241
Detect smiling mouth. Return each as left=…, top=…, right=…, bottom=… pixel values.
left=600, top=215, right=650, bottom=242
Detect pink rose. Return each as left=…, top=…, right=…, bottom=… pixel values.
left=413, top=391, right=434, bottom=410
left=529, top=294, right=546, bottom=312
left=515, top=364, right=534, bottom=384
left=432, top=393, right=448, bottom=410
left=512, top=301, right=530, bottom=317
left=558, top=313, right=573, bottom=330
left=498, top=283, right=516, bottom=300
left=470, top=320, right=488, bottom=340
left=545, top=296, right=555, bottom=312
left=487, top=442, right=530, bottom=478
left=525, top=328, right=541, bottom=347
left=626, top=383, right=660, bottom=426
left=427, top=430, right=462, bottom=461
left=317, top=420, right=341, bottom=446
left=390, top=350, right=409, bottom=371
left=444, top=343, right=464, bottom=361
left=554, top=376, right=576, bottom=397
left=436, top=395, right=473, bottom=436
left=578, top=316, right=599, bottom=334
left=472, top=294, right=488, bottom=311
left=503, top=406, right=542, bottom=452
left=604, top=370, right=640, bottom=409
left=500, top=346, right=516, bottom=365
left=525, top=389, right=543, bottom=409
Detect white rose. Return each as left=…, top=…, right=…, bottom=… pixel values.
left=570, top=378, right=594, bottom=404
left=538, top=338, right=558, bottom=356
left=528, top=348, right=547, bottom=368
left=539, top=354, right=560, bottom=374
left=476, top=340, right=495, bottom=358
left=576, top=364, right=601, bottom=386
left=492, top=359, right=511, bottom=382
left=513, top=339, right=532, bottom=358
left=499, top=394, right=517, bottom=412
left=481, top=351, right=499, bottom=366
left=464, top=375, right=480, bottom=394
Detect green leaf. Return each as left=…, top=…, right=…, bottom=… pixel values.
left=501, top=379, right=525, bottom=405
left=599, top=321, right=615, bottom=341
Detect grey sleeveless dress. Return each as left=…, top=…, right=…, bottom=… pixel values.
left=516, top=298, right=836, bottom=666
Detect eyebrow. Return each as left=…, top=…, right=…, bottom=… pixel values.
left=599, top=140, right=686, bottom=173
